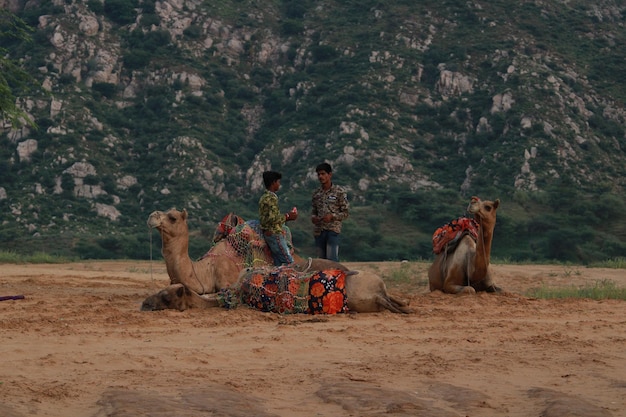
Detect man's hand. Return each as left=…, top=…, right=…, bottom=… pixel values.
left=286, top=207, right=298, bottom=221
left=312, top=214, right=333, bottom=224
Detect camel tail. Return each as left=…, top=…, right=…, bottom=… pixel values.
left=376, top=295, right=413, bottom=314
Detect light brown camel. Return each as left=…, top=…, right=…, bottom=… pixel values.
left=428, top=196, right=502, bottom=294
left=147, top=208, right=245, bottom=294
left=141, top=269, right=411, bottom=314
left=145, top=209, right=411, bottom=313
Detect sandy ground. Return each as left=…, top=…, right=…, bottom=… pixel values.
left=1, top=260, right=625, bottom=417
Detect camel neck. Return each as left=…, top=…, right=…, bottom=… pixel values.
left=474, top=222, right=493, bottom=275
left=161, top=235, right=192, bottom=275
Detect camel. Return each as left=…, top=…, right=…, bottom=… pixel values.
left=147, top=208, right=246, bottom=294
left=141, top=269, right=411, bottom=314
left=145, top=209, right=411, bottom=313
left=428, top=196, right=502, bottom=294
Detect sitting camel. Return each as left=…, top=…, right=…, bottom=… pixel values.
left=428, top=196, right=502, bottom=294
left=145, top=209, right=411, bottom=313
left=147, top=209, right=245, bottom=294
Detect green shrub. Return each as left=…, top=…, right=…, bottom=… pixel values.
left=310, top=44, right=339, bottom=62
left=87, top=0, right=104, bottom=14
left=281, top=20, right=303, bottom=36
left=140, top=13, right=160, bottom=28
left=183, top=24, right=203, bottom=39
left=123, top=49, right=152, bottom=69
left=92, top=82, right=117, bottom=98
left=104, top=0, right=138, bottom=25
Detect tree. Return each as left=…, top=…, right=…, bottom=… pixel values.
left=0, top=9, right=38, bottom=128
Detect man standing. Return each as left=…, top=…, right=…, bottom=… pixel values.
left=311, top=163, right=349, bottom=261
left=259, top=171, right=298, bottom=266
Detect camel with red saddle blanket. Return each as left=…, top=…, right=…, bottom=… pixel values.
left=143, top=209, right=411, bottom=313
left=428, top=196, right=503, bottom=294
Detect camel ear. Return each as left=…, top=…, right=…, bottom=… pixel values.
left=181, top=209, right=188, bottom=220
left=176, top=286, right=186, bottom=297
left=494, top=199, right=500, bottom=209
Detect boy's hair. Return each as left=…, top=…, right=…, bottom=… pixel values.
left=315, top=162, right=332, bottom=173
left=262, top=171, right=282, bottom=188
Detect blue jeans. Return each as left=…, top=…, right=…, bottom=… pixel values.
left=315, top=230, right=340, bottom=262
left=264, top=232, right=294, bottom=266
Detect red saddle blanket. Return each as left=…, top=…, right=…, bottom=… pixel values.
left=432, top=217, right=479, bottom=254
left=219, top=266, right=348, bottom=314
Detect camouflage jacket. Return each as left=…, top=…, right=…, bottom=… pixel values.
left=259, top=190, right=285, bottom=234
left=311, top=183, right=349, bottom=235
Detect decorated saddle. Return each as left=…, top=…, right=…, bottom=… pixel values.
left=218, top=266, right=348, bottom=315
left=207, top=213, right=294, bottom=267
left=432, top=217, right=479, bottom=254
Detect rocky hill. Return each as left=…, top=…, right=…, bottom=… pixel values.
left=1, top=0, right=625, bottom=262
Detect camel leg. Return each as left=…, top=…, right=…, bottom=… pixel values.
left=428, top=255, right=445, bottom=291
left=387, top=295, right=414, bottom=314
left=471, top=272, right=502, bottom=293
left=483, top=273, right=502, bottom=292
left=473, top=281, right=502, bottom=293
left=374, top=295, right=410, bottom=314
left=430, top=251, right=475, bottom=294
left=442, top=264, right=476, bottom=294
left=444, top=284, right=476, bottom=294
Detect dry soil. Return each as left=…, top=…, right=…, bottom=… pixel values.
left=1, top=261, right=625, bottom=417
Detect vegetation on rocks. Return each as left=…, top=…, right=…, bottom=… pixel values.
left=0, top=0, right=625, bottom=263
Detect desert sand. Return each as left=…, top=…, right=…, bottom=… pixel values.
left=1, top=260, right=625, bottom=417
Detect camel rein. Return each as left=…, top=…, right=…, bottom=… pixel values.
left=149, top=228, right=155, bottom=287
left=474, top=224, right=488, bottom=287
left=190, top=261, right=207, bottom=295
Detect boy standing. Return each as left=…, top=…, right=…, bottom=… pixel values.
left=311, top=163, right=349, bottom=261
left=259, top=171, right=298, bottom=266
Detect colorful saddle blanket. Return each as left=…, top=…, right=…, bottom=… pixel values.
left=432, top=217, right=479, bottom=254
left=219, top=266, right=348, bottom=315
left=203, top=214, right=294, bottom=267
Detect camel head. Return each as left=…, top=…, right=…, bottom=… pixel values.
left=141, top=283, right=188, bottom=311
left=467, top=196, right=500, bottom=225
left=212, top=212, right=245, bottom=243
left=141, top=283, right=219, bottom=311
left=147, top=208, right=189, bottom=239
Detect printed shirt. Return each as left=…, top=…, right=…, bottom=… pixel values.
left=311, top=183, right=349, bottom=235
left=259, top=190, right=285, bottom=234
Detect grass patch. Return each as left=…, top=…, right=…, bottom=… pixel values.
left=526, top=279, right=626, bottom=300
left=386, top=262, right=415, bottom=284
left=0, top=250, right=73, bottom=264
left=383, top=262, right=429, bottom=290
left=588, top=257, right=626, bottom=269
left=127, top=267, right=151, bottom=273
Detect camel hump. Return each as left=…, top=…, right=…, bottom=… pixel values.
left=295, top=258, right=351, bottom=273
